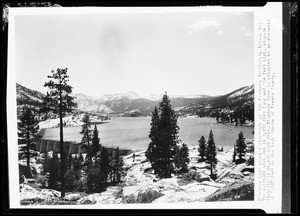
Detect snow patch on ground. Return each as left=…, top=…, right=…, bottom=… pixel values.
left=228, top=85, right=254, bottom=99
left=38, top=114, right=107, bottom=129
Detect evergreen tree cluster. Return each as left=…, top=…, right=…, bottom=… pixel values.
left=146, top=93, right=190, bottom=178
left=197, top=130, right=218, bottom=178
left=66, top=118, right=124, bottom=192
left=79, top=114, right=124, bottom=192
left=45, top=116, right=124, bottom=193
left=41, top=121, right=124, bottom=193
left=207, top=101, right=254, bottom=125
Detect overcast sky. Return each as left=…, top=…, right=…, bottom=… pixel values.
left=15, top=10, right=253, bottom=97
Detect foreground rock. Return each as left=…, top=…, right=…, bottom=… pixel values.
left=20, top=184, right=61, bottom=205
left=64, top=193, right=81, bottom=201
left=20, top=140, right=254, bottom=205
left=205, top=178, right=254, bottom=201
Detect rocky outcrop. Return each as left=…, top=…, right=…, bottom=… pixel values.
left=204, top=179, right=254, bottom=201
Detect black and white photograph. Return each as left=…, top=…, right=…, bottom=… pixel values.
left=6, top=4, right=285, bottom=211
left=11, top=8, right=255, bottom=206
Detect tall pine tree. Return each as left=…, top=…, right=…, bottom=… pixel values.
left=17, top=108, right=39, bottom=168
left=206, top=130, right=218, bottom=178
left=43, top=68, right=77, bottom=197
left=198, top=136, right=206, bottom=162
left=145, top=106, right=160, bottom=174
left=146, top=93, right=180, bottom=178
left=80, top=114, right=93, bottom=164
left=91, top=125, right=101, bottom=158
left=235, top=131, right=247, bottom=163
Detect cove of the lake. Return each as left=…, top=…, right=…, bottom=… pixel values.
left=40, top=117, right=254, bottom=151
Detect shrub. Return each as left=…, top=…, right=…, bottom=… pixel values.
left=36, top=175, right=47, bottom=188
left=113, top=188, right=123, bottom=199
left=85, top=168, right=107, bottom=193
left=65, top=169, right=81, bottom=191
left=122, top=194, right=135, bottom=203
left=178, top=171, right=203, bottom=185
left=76, top=176, right=86, bottom=192
left=174, top=143, right=190, bottom=174
left=136, top=189, right=163, bottom=203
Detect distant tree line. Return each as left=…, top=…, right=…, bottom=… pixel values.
left=197, top=102, right=254, bottom=125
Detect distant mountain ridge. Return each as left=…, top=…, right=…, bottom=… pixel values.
left=16, top=83, right=254, bottom=119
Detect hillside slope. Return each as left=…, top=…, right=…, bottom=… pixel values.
left=178, top=85, right=254, bottom=124
left=16, top=83, right=45, bottom=107
left=16, top=83, right=254, bottom=120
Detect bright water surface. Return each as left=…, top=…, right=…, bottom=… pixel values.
left=41, top=117, right=254, bottom=151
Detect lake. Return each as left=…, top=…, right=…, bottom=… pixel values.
left=40, top=117, right=254, bottom=151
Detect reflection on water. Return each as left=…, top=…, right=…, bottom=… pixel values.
left=41, top=117, right=254, bottom=151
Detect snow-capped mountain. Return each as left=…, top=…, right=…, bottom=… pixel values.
left=74, top=93, right=154, bottom=115
left=99, top=91, right=140, bottom=101
left=74, top=93, right=114, bottom=113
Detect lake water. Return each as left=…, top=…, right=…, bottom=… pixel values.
left=40, top=117, right=254, bottom=151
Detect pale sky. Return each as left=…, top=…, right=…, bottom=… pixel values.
left=15, top=10, right=253, bottom=97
